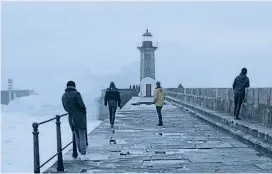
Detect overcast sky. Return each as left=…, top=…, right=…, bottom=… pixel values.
left=2, top=1, right=272, bottom=93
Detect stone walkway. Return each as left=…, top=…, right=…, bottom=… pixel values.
left=45, top=97, right=272, bottom=173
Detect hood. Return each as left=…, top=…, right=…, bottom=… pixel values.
left=107, top=86, right=118, bottom=92
left=65, top=86, right=77, bottom=92
left=108, top=82, right=118, bottom=92
left=110, top=82, right=116, bottom=88
left=237, top=73, right=248, bottom=81
left=156, top=87, right=163, bottom=92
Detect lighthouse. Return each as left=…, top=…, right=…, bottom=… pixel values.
left=137, top=29, right=158, bottom=97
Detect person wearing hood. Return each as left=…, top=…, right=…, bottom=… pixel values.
left=62, top=81, right=88, bottom=160
left=232, top=68, right=250, bottom=120
left=154, top=81, right=166, bottom=126
left=104, top=82, right=121, bottom=128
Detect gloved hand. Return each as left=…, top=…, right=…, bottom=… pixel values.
left=104, top=102, right=107, bottom=106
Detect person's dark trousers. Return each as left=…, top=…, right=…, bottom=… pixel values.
left=72, top=130, right=88, bottom=158
left=70, top=116, right=88, bottom=158
left=72, top=133, right=78, bottom=158
left=234, top=92, right=245, bottom=119
left=156, top=106, right=163, bottom=125
left=85, top=129, right=88, bottom=146
left=85, top=120, right=88, bottom=146
left=108, top=105, right=117, bottom=126
left=69, top=115, right=78, bottom=158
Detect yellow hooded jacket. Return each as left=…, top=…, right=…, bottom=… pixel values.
left=154, top=87, right=166, bottom=107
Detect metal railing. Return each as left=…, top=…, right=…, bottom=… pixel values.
left=32, top=113, right=76, bottom=173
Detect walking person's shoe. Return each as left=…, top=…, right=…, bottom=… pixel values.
left=111, top=124, right=114, bottom=128
left=234, top=116, right=241, bottom=120
left=80, top=154, right=89, bottom=161
left=76, top=155, right=82, bottom=160
left=72, top=152, right=78, bottom=160
left=77, top=154, right=89, bottom=160
left=76, top=151, right=82, bottom=160
left=156, top=123, right=163, bottom=126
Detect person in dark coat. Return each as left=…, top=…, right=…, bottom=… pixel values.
left=62, top=81, right=88, bottom=160
left=104, top=82, right=121, bottom=128
left=232, top=68, right=250, bottom=120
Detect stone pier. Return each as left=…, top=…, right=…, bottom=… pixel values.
left=45, top=97, right=272, bottom=173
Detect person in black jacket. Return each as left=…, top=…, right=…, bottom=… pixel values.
left=62, top=81, right=88, bottom=160
left=232, top=68, right=250, bottom=120
left=104, top=82, right=121, bottom=128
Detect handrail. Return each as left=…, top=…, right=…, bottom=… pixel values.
left=32, top=113, right=77, bottom=173
left=38, top=113, right=68, bottom=125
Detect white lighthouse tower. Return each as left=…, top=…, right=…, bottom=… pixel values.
left=137, top=29, right=158, bottom=97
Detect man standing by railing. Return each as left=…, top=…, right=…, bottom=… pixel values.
left=232, top=68, right=250, bottom=120
left=104, top=82, right=121, bottom=128
left=154, top=81, right=166, bottom=126
left=62, top=81, right=88, bottom=160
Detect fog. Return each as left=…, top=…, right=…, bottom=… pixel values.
left=2, top=1, right=272, bottom=93
left=1, top=2, right=272, bottom=172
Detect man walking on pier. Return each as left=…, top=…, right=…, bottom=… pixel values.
left=154, top=81, right=166, bottom=126
left=232, top=68, right=250, bottom=120
left=104, top=82, right=121, bottom=128
left=62, top=81, right=88, bottom=160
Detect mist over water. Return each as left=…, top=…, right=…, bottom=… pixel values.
left=1, top=73, right=107, bottom=173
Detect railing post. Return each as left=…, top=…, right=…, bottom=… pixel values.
left=56, top=115, right=64, bottom=171
left=32, top=123, right=40, bottom=173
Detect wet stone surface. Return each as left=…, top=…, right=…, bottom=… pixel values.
left=45, top=97, right=272, bottom=173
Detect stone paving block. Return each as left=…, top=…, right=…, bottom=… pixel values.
left=121, top=149, right=147, bottom=155
left=143, top=159, right=191, bottom=167
left=87, top=169, right=127, bottom=173
left=99, top=159, right=143, bottom=169
left=150, top=155, right=185, bottom=161
left=175, top=148, right=213, bottom=154
left=222, top=154, right=272, bottom=162
left=84, top=153, right=110, bottom=161
left=229, top=142, right=249, bottom=148
left=184, top=153, right=226, bottom=163
left=152, top=144, right=197, bottom=150
left=223, top=159, right=272, bottom=166
left=108, top=154, right=151, bottom=161
left=176, top=162, right=223, bottom=172
left=255, top=162, right=272, bottom=171
left=195, top=140, right=234, bottom=148
left=215, top=164, right=264, bottom=172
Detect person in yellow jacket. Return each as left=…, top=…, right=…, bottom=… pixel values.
left=154, top=81, right=166, bottom=126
